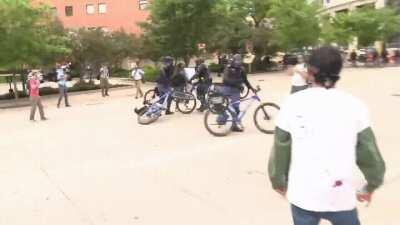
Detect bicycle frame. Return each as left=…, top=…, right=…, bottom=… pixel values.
left=225, top=94, right=261, bottom=121
left=146, top=91, right=171, bottom=115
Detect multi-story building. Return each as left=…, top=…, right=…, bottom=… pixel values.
left=320, top=0, right=386, bottom=15
left=34, top=0, right=150, bottom=34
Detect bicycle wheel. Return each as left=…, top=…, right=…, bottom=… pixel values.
left=253, top=102, right=280, bottom=134
left=143, top=88, right=158, bottom=105
left=204, top=110, right=234, bottom=137
left=137, top=110, right=160, bottom=125
left=176, top=92, right=197, bottom=114
left=240, top=85, right=250, bottom=99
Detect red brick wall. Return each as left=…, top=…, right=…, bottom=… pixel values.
left=34, top=0, right=149, bottom=34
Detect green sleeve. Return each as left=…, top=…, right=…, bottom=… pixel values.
left=356, top=127, right=386, bottom=192
left=268, top=127, right=292, bottom=190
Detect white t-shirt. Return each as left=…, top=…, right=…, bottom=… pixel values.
left=291, top=63, right=307, bottom=86
left=100, top=67, right=109, bottom=79
left=132, top=68, right=144, bottom=80
left=276, top=87, right=370, bottom=212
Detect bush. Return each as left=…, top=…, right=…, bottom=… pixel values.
left=208, top=63, right=222, bottom=73
left=0, top=91, right=28, bottom=100
left=111, top=68, right=130, bottom=78
left=0, top=82, right=131, bottom=101
left=143, top=66, right=161, bottom=82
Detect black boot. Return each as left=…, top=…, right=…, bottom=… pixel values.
left=134, top=106, right=147, bottom=115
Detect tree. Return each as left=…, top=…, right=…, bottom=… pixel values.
left=0, top=0, right=70, bottom=69
left=140, top=0, right=224, bottom=65
left=0, top=0, right=70, bottom=96
left=69, top=28, right=115, bottom=81
left=387, top=0, right=400, bottom=13
left=269, top=0, right=321, bottom=51
left=108, top=31, right=139, bottom=69
left=321, top=8, right=400, bottom=47
left=320, top=13, right=354, bottom=46
left=134, top=35, right=163, bottom=66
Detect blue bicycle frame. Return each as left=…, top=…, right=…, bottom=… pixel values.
left=223, top=93, right=261, bottom=122
left=145, top=90, right=172, bottom=116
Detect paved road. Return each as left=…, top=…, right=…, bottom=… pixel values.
left=0, top=67, right=399, bottom=225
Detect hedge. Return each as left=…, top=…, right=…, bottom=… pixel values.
left=0, top=82, right=131, bottom=100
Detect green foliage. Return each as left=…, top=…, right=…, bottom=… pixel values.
left=270, top=0, right=321, bottom=50
left=321, top=8, right=400, bottom=47
left=387, top=0, right=400, bottom=13
left=0, top=0, right=70, bottom=70
left=208, top=63, right=222, bottom=73
left=111, top=68, right=130, bottom=78
left=109, top=31, right=139, bottom=68
left=141, top=0, right=224, bottom=63
left=0, top=83, right=131, bottom=100
left=68, top=28, right=138, bottom=79
left=143, top=66, right=161, bottom=82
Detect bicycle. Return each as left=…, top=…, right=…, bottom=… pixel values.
left=136, top=90, right=172, bottom=125
left=143, top=87, right=196, bottom=114
left=204, top=87, right=280, bottom=136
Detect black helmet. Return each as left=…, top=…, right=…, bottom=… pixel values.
left=230, top=54, right=242, bottom=68
left=163, top=56, right=174, bottom=65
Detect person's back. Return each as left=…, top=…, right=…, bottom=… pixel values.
left=282, top=88, right=370, bottom=210
left=195, top=62, right=210, bottom=83
left=269, top=46, right=385, bottom=225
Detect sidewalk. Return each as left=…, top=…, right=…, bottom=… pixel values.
left=0, top=78, right=140, bottom=109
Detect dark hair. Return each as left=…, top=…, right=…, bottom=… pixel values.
left=308, top=46, right=343, bottom=89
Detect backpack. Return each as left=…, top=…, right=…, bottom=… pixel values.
left=171, top=71, right=186, bottom=87
left=223, top=66, right=243, bottom=88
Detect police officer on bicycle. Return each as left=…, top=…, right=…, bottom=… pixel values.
left=156, top=56, right=175, bottom=115
left=221, top=54, right=256, bottom=132
left=190, top=58, right=212, bottom=112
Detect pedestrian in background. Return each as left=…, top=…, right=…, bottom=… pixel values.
left=350, top=50, right=357, bottom=67
left=132, top=62, right=144, bottom=99
left=56, top=63, right=71, bottom=108
left=290, top=55, right=308, bottom=94
left=100, top=65, right=110, bottom=97
left=28, top=71, right=47, bottom=121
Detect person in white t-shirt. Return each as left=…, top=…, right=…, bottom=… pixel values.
left=290, top=55, right=309, bottom=94
left=99, top=65, right=110, bottom=97
left=268, top=47, right=385, bottom=225
left=131, top=62, right=145, bottom=99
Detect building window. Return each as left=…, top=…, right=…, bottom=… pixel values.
left=65, top=6, right=73, bottom=16
left=99, top=3, right=107, bottom=14
left=139, top=0, right=148, bottom=10
left=86, top=4, right=95, bottom=14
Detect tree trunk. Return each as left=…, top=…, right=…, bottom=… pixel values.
left=184, top=55, right=191, bottom=67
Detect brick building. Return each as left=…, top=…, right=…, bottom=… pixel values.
left=34, top=0, right=150, bottom=34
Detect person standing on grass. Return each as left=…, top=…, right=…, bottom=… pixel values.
left=28, top=71, right=47, bottom=121
left=268, top=46, right=385, bottom=225
left=56, top=64, right=71, bottom=108
left=132, top=62, right=144, bottom=99
left=290, top=55, right=309, bottom=94
left=100, top=65, right=110, bottom=97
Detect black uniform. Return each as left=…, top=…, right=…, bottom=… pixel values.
left=191, top=63, right=211, bottom=110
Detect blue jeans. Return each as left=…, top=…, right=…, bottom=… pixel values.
left=291, top=205, right=361, bottom=225
left=57, top=85, right=69, bottom=107
left=216, top=86, right=241, bottom=125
